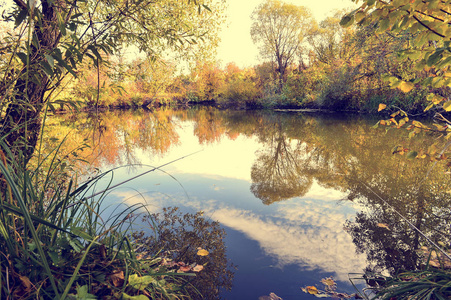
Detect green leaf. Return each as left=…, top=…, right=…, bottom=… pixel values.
left=72, top=285, right=97, bottom=299
left=122, top=294, right=148, bottom=300
left=16, top=52, right=28, bottom=65
left=40, top=60, right=54, bottom=77
left=44, top=54, right=54, bottom=69
left=128, top=274, right=157, bottom=291
left=15, top=8, right=28, bottom=27
left=340, top=15, right=354, bottom=27
left=427, top=50, right=444, bottom=67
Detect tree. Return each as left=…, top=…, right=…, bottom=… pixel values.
left=341, top=0, right=451, bottom=113
left=0, top=0, right=225, bottom=164
left=250, top=0, right=314, bottom=91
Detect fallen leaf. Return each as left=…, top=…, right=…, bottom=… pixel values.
left=377, top=223, right=390, bottom=230
left=378, top=103, right=387, bottom=112
left=19, top=275, right=32, bottom=291
left=306, top=286, right=318, bottom=295
left=321, top=277, right=336, bottom=287
left=197, top=249, right=209, bottom=256
left=179, top=265, right=192, bottom=272
left=109, top=270, right=124, bottom=287
left=192, top=265, right=204, bottom=272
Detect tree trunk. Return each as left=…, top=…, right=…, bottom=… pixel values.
left=2, top=0, right=63, bottom=165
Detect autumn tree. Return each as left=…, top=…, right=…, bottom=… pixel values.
left=250, top=0, right=315, bottom=91
left=341, top=0, right=450, bottom=112
left=0, top=0, right=225, bottom=164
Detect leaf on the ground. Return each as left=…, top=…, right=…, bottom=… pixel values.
left=407, top=151, right=418, bottom=160
left=109, top=270, right=124, bottom=287
left=19, top=275, right=32, bottom=291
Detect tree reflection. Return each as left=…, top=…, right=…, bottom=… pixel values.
left=37, top=109, right=180, bottom=173
left=132, top=207, right=234, bottom=300
left=250, top=120, right=312, bottom=204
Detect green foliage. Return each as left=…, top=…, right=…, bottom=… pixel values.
left=363, top=269, right=451, bottom=300
left=0, top=140, right=202, bottom=299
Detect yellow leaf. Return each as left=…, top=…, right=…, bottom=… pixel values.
left=378, top=103, right=387, bottom=111
left=398, top=81, right=414, bottom=93
left=197, top=249, right=209, bottom=256
left=321, top=278, right=336, bottom=286
left=443, top=101, right=451, bottom=112
left=306, top=286, right=318, bottom=294
left=377, top=223, right=390, bottom=230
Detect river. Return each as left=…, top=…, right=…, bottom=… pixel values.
left=44, top=107, right=451, bottom=299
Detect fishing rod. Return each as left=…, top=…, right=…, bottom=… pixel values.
left=65, top=149, right=204, bottom=209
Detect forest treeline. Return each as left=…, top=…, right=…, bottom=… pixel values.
left=66, top=11, right=433, bottom=114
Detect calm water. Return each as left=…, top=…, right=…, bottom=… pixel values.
left=49, top=107, right=451, bottom=299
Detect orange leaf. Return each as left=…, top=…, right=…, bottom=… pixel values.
left=179, top=265, right=192, bottom=272
left=306, top=286, right=318, bottom=294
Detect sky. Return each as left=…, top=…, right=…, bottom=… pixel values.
left=217, top=0, right=358, bottom=68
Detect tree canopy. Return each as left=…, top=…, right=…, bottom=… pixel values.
left=250, top=0, right=314, bottom=91
left=341, top=0, right=451, bottom=110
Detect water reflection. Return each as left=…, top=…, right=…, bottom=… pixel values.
left=43, top=107, right=451, bottom=298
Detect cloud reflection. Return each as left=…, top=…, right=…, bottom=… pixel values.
left=111, top=188, right=367, bottom=282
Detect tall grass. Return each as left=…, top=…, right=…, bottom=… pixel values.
left=0, top=140, right=196, bottom=299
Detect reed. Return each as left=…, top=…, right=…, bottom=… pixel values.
left=0, top=140, right=194, bottom=299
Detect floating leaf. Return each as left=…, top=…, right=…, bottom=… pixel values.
left=321, top=277, right=336, bottom=286
left=378, top=103, right=387, bottom=112
left=192, top=265, right=204, bottom=272
left=377, top=223, right=390, bottom=230
left=179, top=265, right=191, bottom=272
left=306, top=286, right=318, bottom=294
left=197, top=248, right=209, bottom=256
